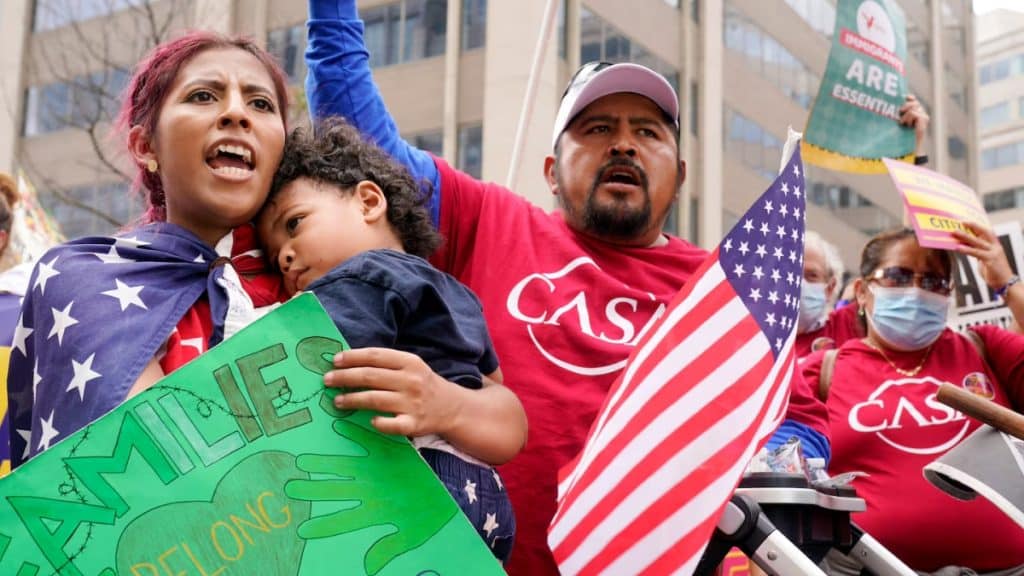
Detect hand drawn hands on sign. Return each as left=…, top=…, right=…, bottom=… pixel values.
left=284, top=418, right=456, bottom=575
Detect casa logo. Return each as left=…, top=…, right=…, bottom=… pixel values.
left=962, top=372, right=994, bottom=400
left=848, top=376, right=969, bottom=455
left=505, top=256, right=666, bottom=376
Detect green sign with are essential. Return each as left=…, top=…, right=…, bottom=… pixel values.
left=803, top=0, right=914, bottom=174
left=0, top=294, right=503, bottom=576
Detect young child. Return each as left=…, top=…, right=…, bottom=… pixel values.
left=257, top=118, right=524, bottom=562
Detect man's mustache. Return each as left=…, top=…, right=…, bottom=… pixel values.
left=592, top=158, right=649, bottom=193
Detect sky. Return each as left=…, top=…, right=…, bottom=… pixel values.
left=973, top=0, right=1024, bottom=13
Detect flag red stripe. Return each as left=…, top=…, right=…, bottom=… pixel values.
left=639, top=361, right=794, bottom=575
left=593, top=275, right=735, bottom=437
left=552, top=272, right=732, bottom=516
left=577, top=420, right=762, bottom=574
left=572, top=354, right=791, bottom=574
left=552, top=330, right=770, bottom=562
left=554, top=259, right=724, bottom=494
left=550, top=307, right=759, bottom=535
left=637, top=508, right=724, bottom=576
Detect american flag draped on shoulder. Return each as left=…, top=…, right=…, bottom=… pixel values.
left=7, top=223, right=247, bottom=468
left=549, top=135, right=807, bottom=575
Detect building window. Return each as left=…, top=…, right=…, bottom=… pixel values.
left=362, top=0, right=447, bottom=68
left=33, top=0, right=142, bottom=32
left=942, top=0, right=967, bottom=59
left=980, top=56, right=1017, bottom=85
left=457, top=124, right=483, bottom=178
left=663, top=201, right=679, bottom=235
left=267, top=25, right=307, bottom=83
left=724, top=6, right=819, bottom=109
left=947, top=136, right=966, bottom=160
left=983, top=187, right=1024, bottom=213
left=580, top=8, right=679, bottom=91
left=725, top=106, right=893, bottom=235
left=40, top=180, right=139, bottom=239
left=783, top=0, right=836, bottom=38
left=724, top=107, right=783, bottom=182
left=363, top=3, right=403, bottom=68
left=462, top=0, right=487, bottom=51
left=906, top=20, right=930, bottom=70
left=980, top=102, right=1011, bottom=130
left=946, top=64, right=967, bottom=112
left=805, top=180, right=896, bottom=236
left=404, top=0, right=448, bottom=61
left=408, top=130, right=444, bottom=156
left=23, top=68, right=129, bottom=136
left=982, top=141, right=1024, bottom=171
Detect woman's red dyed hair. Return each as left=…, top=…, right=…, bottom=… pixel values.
left=116, top=31, right=290, bottom=223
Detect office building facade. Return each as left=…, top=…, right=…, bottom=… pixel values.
left=0, top=0, right=975, bottom=270
left=977, top=8, right=1024, bottom=228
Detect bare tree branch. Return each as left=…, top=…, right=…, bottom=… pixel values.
left=17, top=151, right=124, bottom=228
left=15, top=0, right=188, bottom=235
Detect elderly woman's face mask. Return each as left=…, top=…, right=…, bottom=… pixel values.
left=797, top=281, right=828, bottom=334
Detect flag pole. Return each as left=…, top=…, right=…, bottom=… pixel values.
left=505, top=0, right=560, bottom=190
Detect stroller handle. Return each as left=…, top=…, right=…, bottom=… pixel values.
left=936, top=383, right=1024, bottom=441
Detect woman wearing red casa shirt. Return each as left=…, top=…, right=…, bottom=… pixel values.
left=804, top=225, right=1024, bottom=575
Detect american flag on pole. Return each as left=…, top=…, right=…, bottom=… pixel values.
left=549, top=134, right=806, bottom=575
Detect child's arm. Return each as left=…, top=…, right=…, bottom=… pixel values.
left=327, top=348, right=527, bottom=466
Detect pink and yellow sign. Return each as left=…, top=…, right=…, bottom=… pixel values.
left=720, top=548, right=753, bottom=575
left=882, top=158, right=989, bottom=250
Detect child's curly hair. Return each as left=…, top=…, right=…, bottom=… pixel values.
left=269, top=117, right=441, bottom=259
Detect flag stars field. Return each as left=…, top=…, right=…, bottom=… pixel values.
left=48, top=302, right=78, bottom=345
left=67, top=353, right=102, bottom=401
left=12, top=315, right=32, bottom=356
left=15, top=430, right=30, bottom=461
left=93, top=245, right=132, bottom=264
left=36, top=410, right=60, bottom=452
left=102, top=279, right=148, bottom=311
left=32, top=360, right=41, bottom=396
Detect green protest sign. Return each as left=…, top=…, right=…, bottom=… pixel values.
left=0, top=294, right=503, bottom=575
left=803, top=0, right=914, bottom=174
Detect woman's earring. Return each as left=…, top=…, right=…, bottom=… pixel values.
left=146, top=159, right=159, bottom=173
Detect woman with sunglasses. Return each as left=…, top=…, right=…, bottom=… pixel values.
left=806, top=225, right=1024, bottom=574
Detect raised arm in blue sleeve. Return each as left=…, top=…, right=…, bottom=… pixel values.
left=306, top=0, right=440, bottom=224
left=765, top=419, right=831, bottom=465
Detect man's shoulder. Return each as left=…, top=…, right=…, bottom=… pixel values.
left=435, top=157, right=534, bottom=210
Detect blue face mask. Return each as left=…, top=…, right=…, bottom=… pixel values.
left=798, top=282, right=828, bottom=334
left=867, top=285, right=950, bottom=351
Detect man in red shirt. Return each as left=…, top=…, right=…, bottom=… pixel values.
left=305, top=2, right=830, bottom=572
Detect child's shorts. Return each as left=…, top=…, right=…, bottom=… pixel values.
left=420, top=448, right=515, bottom=563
